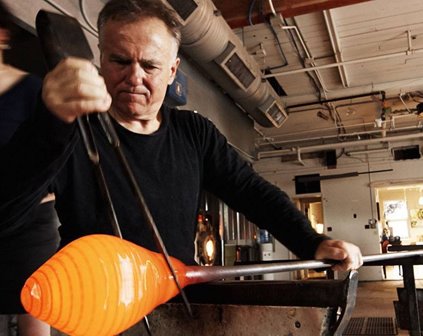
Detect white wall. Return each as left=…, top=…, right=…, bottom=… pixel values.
left=253, top=147, right=423, bottom=281
left=322, top=172, right=382, bottom=280
left=178, top=54, right=255, bottom=157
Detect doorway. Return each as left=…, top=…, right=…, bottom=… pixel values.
left=296, top=196, right=325, bottom=235
left=295, top=196, right=326, bottom=279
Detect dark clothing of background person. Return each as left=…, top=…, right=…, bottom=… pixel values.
left=0, top=101, right=327, bottom=266
left=0, top=74, right=60, bottom=313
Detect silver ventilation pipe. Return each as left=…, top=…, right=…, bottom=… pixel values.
left=165, top=0, right=288, bottom=128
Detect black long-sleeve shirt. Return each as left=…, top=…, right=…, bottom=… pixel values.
left=0, top=104, right=328, bottom=264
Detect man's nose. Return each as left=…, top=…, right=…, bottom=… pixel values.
left=126, top=62, right=144, bottom=85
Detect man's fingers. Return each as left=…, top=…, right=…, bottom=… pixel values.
left=315, top=239, right=363, bottom=271
left=42, top=57, right=111, bottom=123
left=46, top=96, right=112, bottom=123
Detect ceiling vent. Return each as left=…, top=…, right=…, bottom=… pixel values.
left=214, top=41, right=255, bottom=90
left=257, top=94, right=288, bottom=128
left=165, top=0, right=288, bottom=128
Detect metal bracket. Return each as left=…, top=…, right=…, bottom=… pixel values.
left=331, top=270, right=359, bottom=336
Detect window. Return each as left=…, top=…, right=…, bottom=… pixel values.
left=384, top=200, right=409, bottom=238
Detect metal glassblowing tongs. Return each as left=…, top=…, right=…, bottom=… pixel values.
left=95, top=108, right=193, bottom=318
left=35, top=9, right=192, bottom=324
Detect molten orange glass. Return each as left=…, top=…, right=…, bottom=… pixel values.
left=22, top=234, right=332, bottom=335
left=21, top=234, right=192, bottom=336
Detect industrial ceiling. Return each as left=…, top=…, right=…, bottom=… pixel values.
left=212, top=0, right=423, bottom=161
left=5, top=0, right=423, bottom=161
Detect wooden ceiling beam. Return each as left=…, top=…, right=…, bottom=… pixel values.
left=212, top=0, right=371, bottom=28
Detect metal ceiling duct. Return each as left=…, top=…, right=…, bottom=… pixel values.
left=165, top=0, right=288, bottom=128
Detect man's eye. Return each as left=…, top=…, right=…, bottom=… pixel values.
left=142, top=62, right=160, bottom=72
left=145, top=65, right=158, bottom=71
left=112, top=58, right=130, bottom=65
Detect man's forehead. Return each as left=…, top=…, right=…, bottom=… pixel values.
left=102, top=17, right=174, bottom=40
left=103, top=16, right=165, bottom=30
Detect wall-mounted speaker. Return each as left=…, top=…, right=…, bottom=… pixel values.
left=392, top=145, right=421, bottom=161
left=295, top=174, right=321, bottom=195
left=324, top=150, right=337, bottom=169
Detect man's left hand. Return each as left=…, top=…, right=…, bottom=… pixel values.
left=315, top=239, right=363, bottom=271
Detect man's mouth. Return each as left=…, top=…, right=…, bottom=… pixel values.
left=120, top=87, right=151, bottom=101
left=130, top=86, right=151, bottom=98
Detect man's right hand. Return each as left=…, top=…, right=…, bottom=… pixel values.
left=42, top=57, right=112, bottom=123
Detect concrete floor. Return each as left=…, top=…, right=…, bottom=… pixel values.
left=353, top=267, right=423, bottom=335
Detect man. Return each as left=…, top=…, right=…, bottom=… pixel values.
left=1, top=0, right=362, bottom=271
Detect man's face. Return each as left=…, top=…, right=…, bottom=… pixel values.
left=99, top=17, right=180, bottom=122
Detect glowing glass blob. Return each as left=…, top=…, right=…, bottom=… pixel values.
left=20, top=234, right=192, bottom=336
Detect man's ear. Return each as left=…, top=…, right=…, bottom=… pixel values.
left=168, top=57, right=180, bottom=85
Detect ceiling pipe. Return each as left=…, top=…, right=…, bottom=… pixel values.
left=296, top=147, right=305, bottom=166
left=165, top=0, right=288, bottom=128
left=268, top=0, right=276, bottom=15
left=257, top=132, right=423, bottom=159
left=346, top=148, right=389, bottom=155
left=284, top=77, right=423, bottom=107
left=286, top=91, right=385, bottom=110
left=257, top=123, right=423, bottom=148
left=275, top=18, right=330, bottom=98
left=263, top=39, right=423, bottom=79
left=256, top=106, right=423, bottom=148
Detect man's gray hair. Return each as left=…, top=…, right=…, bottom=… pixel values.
left=97, top=0, right=182, bottom=47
